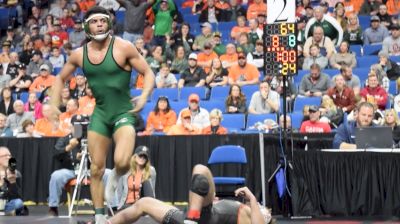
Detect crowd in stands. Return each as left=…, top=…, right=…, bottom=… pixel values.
left=0, top=0, right=399, bottom=138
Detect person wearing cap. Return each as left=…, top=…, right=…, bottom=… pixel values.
left=116, top=145, right=156, bottom=209
left=371, top=50, right=400, bottom=81
left=140, top=96, right=177, bottom=135
left=177, top=93, right=210, bottom=130
left=178, top=53, right=207, bottom=88
left=0, top=26, right=20, bottom=50
left=51, top=6, right=155, bottom=222
left=48, top=19, right=69, bottom=48
left=155, top=63, right=177, bottom=88
left=303, top=26, right=336, bottom=59
left=194, top=0, right=229, bottom=23
left=9, top=63, right=32, bottom=94
left=228, top=51, right=259, bottom=87
left=304, top=6, right=343, bottom=46
left=363, top=15, right=389, bottom=45
left=167, top=108, right=202, bottom=135
left=193, top=22, right=213, bottom=51
left=382, top=24, right=400, bottom=56
left=29, top=64, right=56, bottom=93
left=197, top=41, right=218, bottom=74
left=343, top=13, right=363, bottom=45
left=248, top=80, right=280, bottom=114
left=30, top=24, right=43, bottom=43
left=69, top=18, right=86, bottom=49
left=27, top=50, right=53, bottom=79
left=299, top=105, right=331, bottom=133
left=211, top=31, right=226, bottom=56
left=219, top=43, right=238, bottom=68
left=246, top=0, right=266, bottom=20
left=202, top=108, right=227, bottom=134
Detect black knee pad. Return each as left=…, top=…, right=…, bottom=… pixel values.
left=190, top=174, right=209, bottom=196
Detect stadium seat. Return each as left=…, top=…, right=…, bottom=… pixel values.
left=179, top=87, right=207, bottom=101
left=53, top=67, right=62, bottom=75
left=289, top=113, right=303, bottom=129
left=358, top=15, right=370, bottom=30
left=389, top=80, right=397, bottom=96
left=293, top=97, right=321, bottom=112
left=201, top=100, right=225, bottom=112
left=353, top=68, right=371, bottom=83
left=170, top=101, right=188, bottom=115
left=246, top=113, right=277, bottom=129
left=210, top=86, right=230, bottom=100
left=349, top=45, right=363, bottom=57
left=357, top=56, right=377, bottom=68
left=115, top=10, right=125, bottom=24
left=241, top=85, right=259, bottom=100
left=221, top=114, right=246, bottom=131
left=363, top=44, right=382, bottom=56
left=323, top=69, right=339, bottom=77
left=151, top=88, right=179, bottom=102
left=139, top=102, right=155, bottom=119
left=130, top=89, right=142, bottom=97
left=19, top=92, right=29, bottom=103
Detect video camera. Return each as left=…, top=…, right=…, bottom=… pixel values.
left=71, top=115, right=90, bottom=139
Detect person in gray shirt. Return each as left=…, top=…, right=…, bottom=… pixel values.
left=382, top=24, right=400, bottom=56
left=0, top=65, right=11, bottom=93
left=116, top=0, right=155, bottom=44
left=68, top=19, right=86, bottom=49
left=26, top=50, right=53, bottom=79
left=248, top=81, right=280, bottom=114
left=332, top=65, right=361, bottom=96
left=363, top=16, right=389, bottom=45
left=299, top=63, right=331, bottom=97
left=5, top=100, right=35, bottom=136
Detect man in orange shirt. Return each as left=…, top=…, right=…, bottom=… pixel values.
left=231, top=15, right=251, bottom=41
left=246, top=0, right=267, bottom=20
left=59, top=99, right=79, bottom=133
left=197, top=42, right=218, bottom=74
left=29, top=64, right=56, bottom=93
left=34, top=104, right=65, bottom=137
left=228, top=51, right=259, bottom=86
left=167, top=110, right=201, bottom=135
left=78, top=87, right=96, bottom=116
left=0, top=41, right=11, bottom=64
left=219, top=43, right=238, bottom=69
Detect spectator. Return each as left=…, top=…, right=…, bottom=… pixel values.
left=171, top=23, right=195, bottom=52
left=146, top=45, right=165, bottom=74
left=202, top=109, right=228, bottom=134
left=246, top=0, right=267, bottom=20
left=71, top=74, right=86, bottom=99
left=77, top=87, right=96, bottom=116
left=269, top=75, right=297, bottom=110
left=5, top=52, right=19, bottom=79
left=228, top=51, right=259, bottom=86
left=141, top=96, right=177, bottom=135
left=219, top=43, right=238, bottom=69
left=9, top=64, right=32, bottom=95
left=230, top=16, right=250, bottom=41
left=382, top=24, right=400, bottom=56
left=303, top=26, right=336, bottom=59
left=59, top=99, right=79, bottom=133
left=117, top=0, right=154, bottom=44
left=304, top=6, right=343, bottom=45
left=24, top=92, right=43, bottom=120
left=343, top=13, right=363, bottom=45
left=333, top=2, right=347, bottom=30
left=34, top=104, right=65, bottom=137
left=333, top=102, right=375, bottom=149
left=193, top=22, right=213, bottom=51
left=49, top=47, right=65, bottom=69
left=327, top=74, right=356, bottom=113
left=48, top=20, right=69, bottom=49
left=256, top=13, right=266, bottom=30
left=197, top=42, right=218, bottom=74
left=0, top=147, right=25, bottom=216
left=302, top=44, right=329, bottom=70
left=248, top=81, right=280, bottom=114
left=225, top=84, right=247, bottom=113
left=248, top=19, right=262, bottom=45
left=167, top=109, right=202, bottom=135
left=362, top=15, right=389, bottom=45
left=386, top=0, right=400, bottom=16
left=76, top=0, right=96, bottom=13
left=26, top=50, right=53, bottom=79
left=16, top=120, right=37, bottom=138
left=152, top=0, right=177, bottom=46
left=0, top=66, right=11, bottom=93
left=99, top=0, right=121, bottom=11
left=116, top=146, right=156, bottom=210
left=0, top=113, right=7, bottom=135
left=195, top=0, right=228, bottom=23
left=170, top=46, right=189, bottom=74
left=299, top=63, right=331, bottom=97
left=279, top=114, right=296, bottom=132
left=319, top=95, right=344, bottom=128
left=19, top=39, right=35, bottom=66
left=211, top=32, right=226, bottom=56
left=333, top=65, right=361, bottom=95
left=177, top=93, right=210, bottom=129
left=247, top=39, right=263, bottom=71
left=178, top=53, right=207, bottom=88
left=0, top=87, right=15, bottom=116
left=205, top=58, right=228, bottom=88
left=371, top=50, right=400, bottom=81
left=296, top=16, right=307, bottom=45
left=237, top=33, right=254, bottom=55
left=0, top=41, right=11, bottom=64
left=394, top=78, right=400, bottom=113
left=60, top=8, right=75, bottom=30
left=155, top=63, right=177, bottom=88
left=68, top=19, right=85, bottom=49
left=5, top=100, right=35, bottom=136
left=377, top=4, right=392, bottom=28
left=48, top=0, right=68, bottom=19
left=300, top=105, right=332, bottom=133
left=329, top=41, right=357, bottom=69
left=226, top=0, right=246, bottom=21
left=383, top=108, right=400, bottom=145
left=359, top=0, right=380, bottom=15
left=29, top=64, right=56, bottom=93
left=360, top=73, right=388, bottom=110
left=1, top=26, right=21, bottom=50
left=134, top=38, right=149, bottom=58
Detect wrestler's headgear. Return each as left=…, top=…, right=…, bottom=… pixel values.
left=83, top=6, right=112, bottom=41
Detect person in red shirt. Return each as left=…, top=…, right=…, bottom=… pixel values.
left=300, top=105, right=332, bottom=133
left=48, top=20, right=69, bottom=48
left=326, top=74, right=356, bottom=113
left=360, top=74, right=388, bottom=110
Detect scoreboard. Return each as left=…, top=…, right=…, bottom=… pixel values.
left=263, top=23, right=297, bottom=76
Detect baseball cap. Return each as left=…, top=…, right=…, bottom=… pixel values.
left=308, top=105, right=319, bottom=112
left=134, top=145, right=150, bottom=158
left=32, top=49, right=42, bottom=56
left=74, top=18, right=82, bottom=24
left=201, top=22, right=212, bottom=29
left=39, top=64, right=50, bottom=71
left=18, top=63, right=26, bottom=69
left=390, top=24, right=400, bottom=30
left=238, top=51, right=246, bottom=59
left=2, top=41, right=11, bottom=47
left=213, top=31, right=221, bottom=38
left=7, top=25, right=13, bottom=31
left=188, top=53, right=197, bottom=60
left=188, top=93, right=199, bottom=103
left=370, top=16, right=380, bottom=22
left=296, top=15, right=307, bottom=23
left=181, top=110, right=191, bottom=119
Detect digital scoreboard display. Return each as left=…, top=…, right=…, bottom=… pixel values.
left=264, top=23, right=297, bottom=76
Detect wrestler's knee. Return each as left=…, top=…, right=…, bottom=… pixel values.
left=90, top=163, right=105, bottom=179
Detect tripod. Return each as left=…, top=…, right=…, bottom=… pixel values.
left=68, top=139, right=91, bottom=217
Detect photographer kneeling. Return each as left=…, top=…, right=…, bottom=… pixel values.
left=0, top=147, right=24, bottom=216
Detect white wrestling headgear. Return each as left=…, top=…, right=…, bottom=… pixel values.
left=83, top=13, right=112, bottom=41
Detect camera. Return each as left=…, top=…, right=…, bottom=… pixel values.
left=71, top=115, right=90, bottom=139
left=8, top=158, right=16, bottom=173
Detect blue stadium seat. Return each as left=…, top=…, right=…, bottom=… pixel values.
left=53, top=67, right=62, bottom=75
left=130, top=89, right=142, bottom=97
left=19, top=92, right=29, bottom=103
left=139, top=102, right=155, bottom=119
left=201, top=100, right=225, bottom=112
left=151, top=88, right=179, bottom=102
left=210, top=86, right=230, bottom=100
left=221, top=114, right=245, bottom=131
left=217, top=22, right=236, bottom=31
left=241, top=85, right=259, bottom=100
left=174, top=74, right=181, bottom=81
left=323, top=69, right=339, bottom=77
left=294, top=70, right=308, bottom=84
left=390, top=56, right=400, bottom=63
left=115, top=10, right=125, bottom=24
left=246, top=113, right=277, bottom=129
left=353, top=68, right=371, bottom=83
left=363, top=44, right=382, bottom=56
left=74, top=67, right=84, bottom=75
left=180, top=87, right=207, bottom=101
left=170, top=101, right=188, bottom=115
left=349, top=45, right=363, bottom=57
left=289, top=113, right=303, bottom=129
left=180, top=7, right=192, bottom=15
left=358, top=15, right=370, bottom=30
left=183, top=15, right=200, bottom=24
left=293, top=97, right=321, bottom=112
left=389, top=80, right=397, bottom=96
left=357, top=56, right=377, bottom=68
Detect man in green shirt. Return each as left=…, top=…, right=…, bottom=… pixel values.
left=212, top=32, right=226, bottom=56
